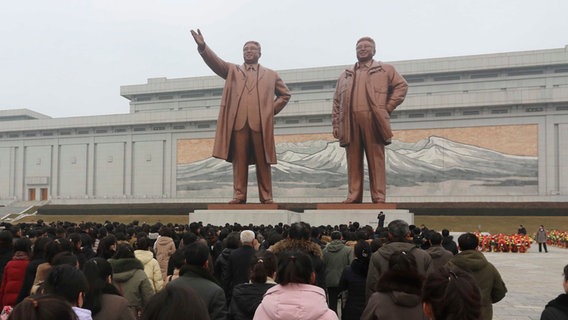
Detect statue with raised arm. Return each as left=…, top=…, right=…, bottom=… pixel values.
left=190, top=29, right=291, bottom=204
left=332, top=37, right=408, bottom=203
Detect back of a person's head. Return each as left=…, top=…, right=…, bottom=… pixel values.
left=0, top=230, right=13, bottom=248
left=223, top=231, right=241, bottom=249
left=330, top=231, right=342, bottom=241
left=354, top=240, right=371, bottom=262
left=240, top=230, right=255, bottom=245
left=429, top=232, right=443, bottom=245
left=142, top=285, right=210, bottom=320
left=135, top=236, right=150, bottom=251
left=182, top=232, right=198, bottom=247
left=457, top=233, right=479, bottom=251
left=82, top=257, right=116, bottom=316
left=422, top=267, right=482, bottom=320
left=184, top=242, right=209, bottom=267
left=13, top=237, right=32, bottom=254
left=288, top=222, right=310, bottom=240
left=113, top=243, right=135, bottom=259
left=170, top=249, right=185, bottom=270
left=32, top=236, right=53, bottom=259
left=52, top=251, right=79, bottom=267
left=9, top=294, right=78, bottom=320
left=388, top=219, right=410, bottom=242
left=377, top=250, right=423, bottom=295
left=44, top=264, right=88, bottom=305
left=564, top=264, right=568, bottom=283
left=275, top=250, right=313, bottom=285
left=45, top=238, right=73, bottom=264
left=250, top=250, right=278, bottom=284
left=442, top=229, right=450, bottom=237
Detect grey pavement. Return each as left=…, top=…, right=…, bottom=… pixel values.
left=486, top=242, right=567, bottom=320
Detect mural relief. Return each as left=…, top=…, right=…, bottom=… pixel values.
left=176, top=125, right=538, bottom=201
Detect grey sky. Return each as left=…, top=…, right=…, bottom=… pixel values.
left=1, top=0, right=566, bottom=118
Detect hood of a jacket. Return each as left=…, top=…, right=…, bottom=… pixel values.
left=134, top=250, right=154, bottom=265
left=256, top=284, right=331, bottom=320
left=109, top=258, right=144, bottom=282
left=426, top=246, right=450, bottom=259
left=325, top=240, right=346, bottom=253
left=378, top=242, right=416, bottom=261
left=450, top=250, right=488, bottom=272
left=155, top=236, right=173, bottom=246
left=389, top=291, right=422, bottom=307
left=232, top=283, right=275, bottom=316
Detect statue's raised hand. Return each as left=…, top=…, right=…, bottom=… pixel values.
left=190, top=29, right=206, bottom=50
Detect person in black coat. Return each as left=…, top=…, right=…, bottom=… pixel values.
left=339, top=241, right=371, bottom=320
left=223, top=230, right=257, bottom=303
left=541, top=264, right=568, bottom=320
left=229, top=251, right=277, bottom=320
left=441, top=229, right=458, bottom=255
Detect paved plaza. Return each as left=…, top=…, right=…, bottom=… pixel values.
left=486, top=243, right=567, bottom=320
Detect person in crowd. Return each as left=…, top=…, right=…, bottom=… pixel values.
left=108, top=243, right=154, bottom=318
left=30, top=238, right=74, bottom=295
left=142, top=285, right=210, bottom=320
left=0, top=230, right=14, bottom=282
left=166, top=242, right=227, bottom=320
left=269, top=221, right=326, bottom=288
left=366, top=219, right=433, bottom=300
left=422, top=267, right=481, bottom=320
left=224, top=230, right=257, bottom=303
left=214, top=231, right=240, bottom=285
left=0, top=238, right=31, bottom=308
left=536, top=225, right=548, bottom=253
left=16, top=236, right=52, bottom=303
left=163, top=249, right=184, bottom=285
left=540, top=264, right=568, bottom=319
left=8, top=294, right=78, bottom=320
left=253, top=250, right=337, bottom=320
left=448, top=232, right=507, bottom=320
left=96, top=235, right=117, bottom=260
left=441, top=229, right=458, bottom=255
left=517, top=224, right=527, bottom=235
left=42, top=264, right=92, bottom=320
left=323, top=230, right=352, bottom=313
left=425, top=231, right=453, bottom=270
left=82, top=258, right=136, bottom=320
left=339, top=240, right=371, bottom=320
left=229, top=251, right=278, bottom=320
left=134, top=237, right=163, bottom=293
left=361, top=250, right=426, bottom=320
left=153, top=227, right=176, bottom=281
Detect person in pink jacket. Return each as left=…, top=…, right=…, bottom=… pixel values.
left=253, top=250, right=337, bottom=320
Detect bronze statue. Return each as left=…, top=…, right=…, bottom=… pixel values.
left=332, top=37, right=408, bottom=203
left=190, top=29, right=291, bottom=204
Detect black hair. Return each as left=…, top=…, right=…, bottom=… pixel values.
left=183, top=242, right=209, bottom=267
left=457, top=233, right=479, bottom=251
left=13, top=237, right=32, bottom=254
left=113, top=243, right=135, bottom=259
left=44, top=264, right=88, bottom=306
left=275, top=250, right=313, bottom=285
left=135, top=236, right=150, bottom=251
left=142, top=285, right=210, bottom=320
left=429, top=232, right=443, bottom=245
left=9, top=294, right=78, bottom=320
left=288, top=222, right=310, bottom=240
left=422, top=267, right=482, bottom=320
left=250, top=251, right=278, bottom=284
left=376, top=250, right=424, bottom=295
left=82, top=257, right=121, bottom=316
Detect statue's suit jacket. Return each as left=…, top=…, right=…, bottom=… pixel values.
left=198, top=45, right=291, bottom=165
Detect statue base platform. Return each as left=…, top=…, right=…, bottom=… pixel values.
left=190, top=203, right=412, bottom=227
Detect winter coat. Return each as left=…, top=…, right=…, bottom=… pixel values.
left=224, top=245, right=257, bottom=302
left=16, top=256, right=45, bottom=303
left=441, top=235, right=458, bottom=255
left=536, top=229, right=548, bottom=243
left=214, top=248, right=234, bottom=285
left=72, top=306, right=93, bottom=320
left=253, top=283, right=338, bottom=320
left=323, top=240, right=352, bottom=287
left=425, top=245, right=453, bottom=270
left=270, top=239, right=326, bottom=288
left=0, top=248, right=13, bottom=283
left=0, top=252, right=29, bottom=307
left=198, top=44, right=291, bottom=164
left=339, top=259, right=368, bottom=320
left=448, top=250, right=507, bottom=320
left=108, top=258, right=154, bottom=315
left=229, top=282, right=275, bottom=320
left=361, top=291, right=426, bottom=320
left=92, top=294, right=136, bottom=320
left=134, top=249, right=163, bottom=292
left=167, top=265, right=227, bottom=320
left=541, top=293, right=568, bottom=320
left=366, top=242, right=433, bottom=299
left=332, top=60, right=408, bottom=146
left=153, top=236, right=176, bottom=280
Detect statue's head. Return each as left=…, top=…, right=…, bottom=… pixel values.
left=243, top=41, right=261, bottom=64
left=356, top=36, right=376, bottom=63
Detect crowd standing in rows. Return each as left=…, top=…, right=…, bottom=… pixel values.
left=0, top=217, right=560, bottom=320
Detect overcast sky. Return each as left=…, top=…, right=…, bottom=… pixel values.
left=1, top=0, right=567, bottom=118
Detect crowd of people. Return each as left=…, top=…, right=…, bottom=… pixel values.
left=0, top=218, right=563, bottom=320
